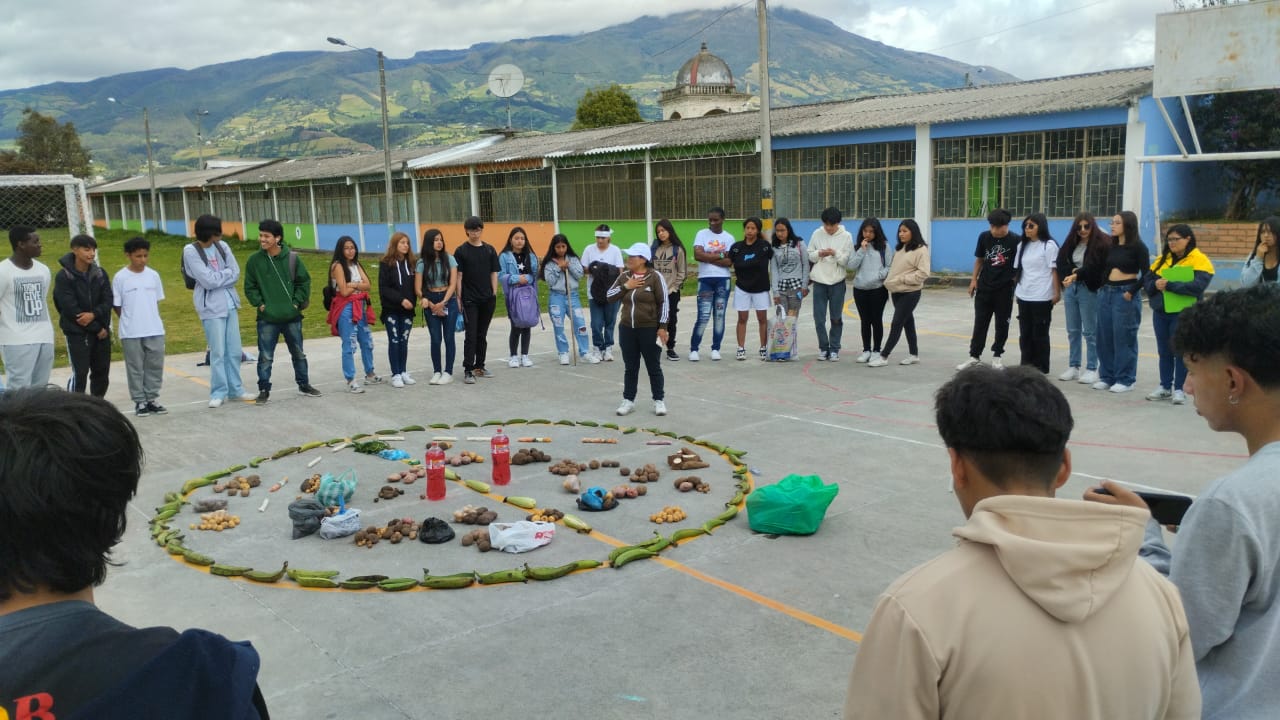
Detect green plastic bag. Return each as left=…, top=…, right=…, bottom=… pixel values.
left=746, top=474, right=839, bottom=535
left=316, top=469, right=357, bottom=507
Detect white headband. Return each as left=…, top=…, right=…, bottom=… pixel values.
left=594, top=229, right=613, bottom=238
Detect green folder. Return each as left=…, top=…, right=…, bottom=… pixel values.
left=1159, top=265, right=1196, bottom=313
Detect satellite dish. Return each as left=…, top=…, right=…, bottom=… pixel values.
left=487, top=64, right=525, bottom=98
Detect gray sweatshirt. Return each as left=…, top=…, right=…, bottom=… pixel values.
left=847, top=244, right=891, bottom=290
left=542, top=256, right=584, bottom=295
left=770, top=242, right=810, bottom=295
left=1140, top=441, right=1280, bottom=719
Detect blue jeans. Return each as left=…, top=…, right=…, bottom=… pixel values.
left=384, top=314, right=413, bottom=376
left=589, top=299, right=619, bottom=351
left=256, top=318, right=309, bottom=391
left=1062, top=283, right=1098, bottom=371
left=202, top=314, right=245, bottom=401
left=1096, top=285, right=1141, bottom=386
left=811, top=280, right=847, bottom=353
left=689, top=277, right=730, bottom=352
left=549, top=291, right=589, bottom=356
left=1152, top=309, right=1185, bottom=391
left=423, top=291, right=457, bottom=374
left=337, top=304, right=375, bottom=381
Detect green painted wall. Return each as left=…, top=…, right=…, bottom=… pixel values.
left=557, top=219, right=742, bottom=255
left=281, top=223, right=317, bottom=250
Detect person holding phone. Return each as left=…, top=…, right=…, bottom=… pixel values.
left=1085, top=284, right=1280, bottom=720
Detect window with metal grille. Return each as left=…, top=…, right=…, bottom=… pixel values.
left=211, top=191, right=240, bottom=223
left=418, top=175, right=470, bottom=223
left=161, top=191, right=185, bottom=222
left=649, top=155, right=760, bottom=220
left=772, top=141, right=915, bottom=220
left=557, top=165, right=645, bottom=221
left=313, top=183, right=356, bottom=224
left=477, top=168, right=552, bottom=222
left=243, top=189, right=273, bottom=225
left=276, top=186, right=310, bottom=224
left=933, top=126, right=1125, bottom=219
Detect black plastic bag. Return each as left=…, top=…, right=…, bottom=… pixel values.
left=289, top=498, right=327, bottom=539
left=418, top=516, right=456, bottom=544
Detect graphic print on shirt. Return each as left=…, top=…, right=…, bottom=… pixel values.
left=985, top=241, right=1015, bottom=268
left=702, top=236, right=730, bottom=255
left=15, top=276, right=49, bottom=324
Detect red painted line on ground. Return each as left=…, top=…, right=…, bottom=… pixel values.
left=801, top=360, right=845, bottom=393
left=1069, top=439, right=1247, bottom=460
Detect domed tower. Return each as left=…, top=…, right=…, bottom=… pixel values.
left=659, top=42, right=752, bottom=121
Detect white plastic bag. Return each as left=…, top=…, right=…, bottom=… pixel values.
left=318, top=508, right=361, bottom=539
left=488, top=521, right=555, bottom=553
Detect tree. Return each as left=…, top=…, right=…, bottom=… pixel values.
left=10, top=108, right=93, bottom=178
left=572, top=84, right=643, bottom=130
left=1192, top=90, right=1280, bottom=219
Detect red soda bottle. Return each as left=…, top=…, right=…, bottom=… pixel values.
left=491, top=427, right=511, bottom=486
left=426, top=442, right=447, bottom=500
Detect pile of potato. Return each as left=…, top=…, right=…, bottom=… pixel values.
left=611, top=484, right=648, bottom=499
left=354, top=518, right=420, bottom=547
left=452, top=505, right=498, bottom=525
left=667, top=449, right=709, bottom=470
left=673, top=476, right=711, bottom=493
left=385, top=467, right=425, bottom=484
left=627, top=463, right=661, bottom=483
left=447, top=450, right=485, bottom=466
left=460, top=528, right=493, bottom=552
left=527, top=508, right=565, bottom=522
left=650, top=506, right=687, bottom=524
left=549, top=459, right=588, bottom=475
left=192, top=509, right=240, bottom=532
left=300, top=474, right=322, bottom=494
left=213, top=475, right=261, bottom=497
left=511, top=448, right=551, bottom=465
left=374, top=485, right=405, bottom=502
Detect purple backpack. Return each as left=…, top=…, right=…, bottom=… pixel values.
left=506, top=280, right=542, bottom=329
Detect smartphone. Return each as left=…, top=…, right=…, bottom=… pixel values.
left=1093, top=486, right=1193, bottom=526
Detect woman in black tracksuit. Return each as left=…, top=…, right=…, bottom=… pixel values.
left=607, top=243, right=669, bottom=418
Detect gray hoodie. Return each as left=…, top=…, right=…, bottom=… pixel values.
left=847, top=244, right=891, bottom=290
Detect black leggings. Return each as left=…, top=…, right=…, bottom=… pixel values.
left=1017, top=299, right=1054, bottom=374
left=509, top=327, right=530, bottom=356
left=881, top=290, right=921, bottom=358
left=665, top=291, right=680, bottom=350
left=852, top=286, right=889, bottom=352
left=619, top=324, right=664, bottom=401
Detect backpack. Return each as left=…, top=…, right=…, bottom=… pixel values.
left=588, top=261, right=620, bottom=304
left=286, top=251, right=309, bottom=311
left=182, top=241, right=229, bottom=290
left=505, top=280, right=541, bottom=329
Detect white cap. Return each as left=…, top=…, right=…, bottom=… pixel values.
left=624, top=243, right=651, bottom=261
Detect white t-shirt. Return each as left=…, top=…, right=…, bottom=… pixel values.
left=0, top=258, right=55, bottom=346
left=580, top=243, right=623, bottom=269
left=113, top=266, right=165, bottom=339
left=693, top=228, right=735, bottom=279
left=1014, top=239, right=1060, bottom=302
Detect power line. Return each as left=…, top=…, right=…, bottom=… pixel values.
left=644, top=1, right=754, bottom=58
left=924, top=0, right=1109, bottom=53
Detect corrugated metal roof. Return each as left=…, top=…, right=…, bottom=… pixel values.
left=88, top=164, right=271, bottom=192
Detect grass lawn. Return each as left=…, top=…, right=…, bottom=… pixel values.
left=25, top=227, right=701, bottom=368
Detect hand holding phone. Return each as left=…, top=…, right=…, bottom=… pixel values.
left=1090, top=485, right=1193, bottom=526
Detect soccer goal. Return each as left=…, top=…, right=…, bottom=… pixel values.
left=0, top=174, right=94, bottom=237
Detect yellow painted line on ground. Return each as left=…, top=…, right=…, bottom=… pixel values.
left=165, top=363, right=210, bottom=388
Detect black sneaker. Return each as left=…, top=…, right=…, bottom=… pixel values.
left=666, top=349, right=679, bottom=361
left=255, top=390, right=270, bottom=404
left=464, top=372, right=476, bottom=384
left=297, top=384, right=322, bottom=397
left=134, top=402, right=151, bottom=418
left=146, top=401, right=168, bottom=415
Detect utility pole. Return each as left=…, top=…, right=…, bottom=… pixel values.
left=195, top=109, right=209, bottom=170
left=757, top=0, right=774, bottom=233
left=328, top=37, right=397, bottom=239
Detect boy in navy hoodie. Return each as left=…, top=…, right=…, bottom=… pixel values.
left=53, top=234, right=113, bottom=396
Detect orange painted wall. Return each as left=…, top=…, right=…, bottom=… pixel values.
left=416, top=222, right=558, bottom=257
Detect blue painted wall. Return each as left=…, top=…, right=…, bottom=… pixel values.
left=932, top=108, right=1129, bottom=138
left=163, top=219, right=186, bottom=236
left=774, top=126, right=916, bottom=149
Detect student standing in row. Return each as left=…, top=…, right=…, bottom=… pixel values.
left=848, top=218, right=890, bottom=364
left=807, top=207, right=854, bottom=361
left=0, top=226, right=54, bottom=390
left=651, top=219, right=688, bottom=361
left=729, top=217, right=774, bottom=361
left=245, top=219, right=320, bottom=403
left=542, top=233, right=594, bottom=366
left=608, top=243, right=668, bottom=417
left=583, top=224, right=624, bottom=362
left=957, top=209, right=1017, bottom=371
left=53, top=233, right=112, bottom=397
left=498, top=226, right=538, bottom=368
left=454, top=216, right=499, bottom=384
left=769, top=217, right=809, bottom=323
left=185, top=215, right=246, bottom=408
left=112, top=237, right=167, bottom=416
left=869, top=220, right=930, bottom=367
left=1094, top=211, right=1148, bottom=393
left=327, top=236, right=380, bottom=393
left=1056, top=212, right=1109, bottom=385
left=688, top=207, right=734, bottom=361
left=1240, top=217, right=1278, bottom=287
left=415, top=229, right=458, bottom=385
left=1012, top=212, right=1060, bottom=374
left=1144, top=224, right=1214, bottom=405
left=378, top=231, right=417, bottom=388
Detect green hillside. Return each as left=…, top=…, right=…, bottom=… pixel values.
left=0, top=7, right=1015, bottom=177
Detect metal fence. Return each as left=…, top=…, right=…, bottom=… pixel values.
left=0, top=175, right=94, bottom=236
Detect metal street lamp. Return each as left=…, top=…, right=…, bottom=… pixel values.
left=194, top=109, right=210, bottom=170
left=327, top=36, right=396, bottom=239
left=107, top=96, right=159, bottom=231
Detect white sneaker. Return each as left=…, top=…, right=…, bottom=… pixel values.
left=391, top=374, right=405, bottom=388
left=899, top=355, right=920, bottom=365
left=828, top=351, right=840, bottom=362
left=521, top=355, right=533, bottom=367
left=438, top=372, right=453, bottom=385
left=710, top=349, right=721, bottom=361
left=616, top=399, right=635, bottom=416
left=604, top=349, right=615, bottom=362
left=1091, top=380, right=1111, bottom=390
left=208, top=397, right=224, bottom=408
left=688, top=350, right=700, bottom=362
left=1109, top=383, right=1133, bottom=394
left=992, top=357, right=1004, bottom=369
left=559, top=352, right=570, bottom=365
left=956, top=357, right=981, bottom=371
left=429, top=372, right=443, bottom=385
left=1146, top=387, right=1173, bottom=401
left=508, top=355, right=520, bottom=368
left=401, top=371, right=416, bottom=385
left=867, top=355, right=889, bottom=367
left=1058, top=367, right=1080, bottom=381
left=1172, top=390, right=1187, bottom=405
left=583, top=352, right=600, bottom=364
left=654, top=399, right=667, bottom=416
left=867, top=352, right=883, bottom=365
left=855, top=351, right=872, bottom=363
left=348, top=380, right=364, bottom=394
left=1078, top=370, right=1098, bottom=384
left=816, top=351, right=829, bottom=361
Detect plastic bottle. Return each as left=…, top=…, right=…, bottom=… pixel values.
left=426, top=442, right=447, bottom=501
left=491, top=427, right=511, bottom=486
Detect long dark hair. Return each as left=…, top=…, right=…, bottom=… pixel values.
left=502, top=226, right=532, bottom=261
left=330, top=235, right=361, bottom=278
left=420, top=228, right=450, bottom=283
left=1116, top=210, right=1141, bottom=247
left=541, top=233, right=580, bottom=282
left=1155, top=224, right=1199, bottom=271
left=896, top=219, right=926, bottom=252
left=1068, top=211, right=1108, bottom=265
left=857, top=217, right=889, bottom=260
left=770, top=217, right=799, bottom=249
left=1252, top=217, right=1280, bottom=261
left=650, top=218, right=687, bottom=260
left=742, top=217, right=763, bottom=241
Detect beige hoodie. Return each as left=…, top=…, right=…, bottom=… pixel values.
left=844, top=495, right=1200, bottom=720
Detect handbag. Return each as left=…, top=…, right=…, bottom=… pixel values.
left=768, top=304, right=799, bottom=361
left=454, top=299, right=465, bottom=333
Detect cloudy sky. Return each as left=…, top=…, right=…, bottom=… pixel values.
left=2, top=0, right=1175, bottom=92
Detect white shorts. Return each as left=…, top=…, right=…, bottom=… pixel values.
left=734, top=288, right=770, bottom=311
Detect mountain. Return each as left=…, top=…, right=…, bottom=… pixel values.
left=0, top=6, right=1016, bottom=177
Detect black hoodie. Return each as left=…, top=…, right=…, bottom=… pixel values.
left=52, top=252, right=113, bottom=337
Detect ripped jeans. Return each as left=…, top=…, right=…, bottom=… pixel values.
left=689, top=277, right=730, bottom=352
left=548, top=291, right=590, bottom=356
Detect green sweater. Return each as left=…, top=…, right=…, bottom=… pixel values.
left=244, top=243, right=311, bottom=323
